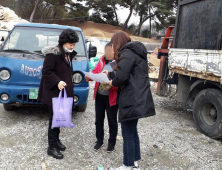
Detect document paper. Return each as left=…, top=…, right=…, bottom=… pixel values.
left=82, top=71, right=110, bottom=83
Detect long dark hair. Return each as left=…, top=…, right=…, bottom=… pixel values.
left=110, top=31, right=131, bottom=68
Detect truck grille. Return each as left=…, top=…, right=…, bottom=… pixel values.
left=17, top=95, right=41, bottom=104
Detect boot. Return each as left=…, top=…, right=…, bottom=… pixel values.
left=47, top=146, right=63, bottom=159
left=57, top=140, right=66, bottom=151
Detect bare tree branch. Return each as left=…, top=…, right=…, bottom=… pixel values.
left=30, top=0, right=42, bottom=22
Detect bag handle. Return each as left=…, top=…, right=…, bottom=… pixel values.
left=63, top=88, right=67, bottom=98
left=58, top=89, right=62, bottom=99
left=58, top=87, right=67, bottom=99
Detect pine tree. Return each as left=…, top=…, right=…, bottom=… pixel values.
left=134, top=0, right=178, bottom=36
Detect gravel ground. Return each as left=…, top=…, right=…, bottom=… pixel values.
left=0, top=82, right=222, bottom=170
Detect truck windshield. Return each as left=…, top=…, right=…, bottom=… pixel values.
left=2, top=26, right=86, bottom=56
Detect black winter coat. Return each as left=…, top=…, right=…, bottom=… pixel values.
left=112, top=41, right=156, bottom=122
left=37, top=45, right=77, bottom=107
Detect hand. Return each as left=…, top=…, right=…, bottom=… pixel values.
left=58, top=81, right=67, bottom=91
left=107, top=80, right=112, bottom=86
left=85, top=75, right=90, bottom=82
left=103, top=70, right=109, bottom=77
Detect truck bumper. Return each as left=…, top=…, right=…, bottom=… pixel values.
left=0, top=84, right=89, bottom=106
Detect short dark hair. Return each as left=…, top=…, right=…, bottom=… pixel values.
left=58, top=29, right=79, bottom=46
left=104, top=41, right=112, bottom=64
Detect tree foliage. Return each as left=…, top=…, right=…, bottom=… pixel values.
left=0, top=0, right=72, bottom=21
left=89, top=0, right=124, bottom=26
left=0, top=0, right=178, bottom=36
left=134, top=0, right=178, bottom=36
left=153, top=0, right=178, bottom=31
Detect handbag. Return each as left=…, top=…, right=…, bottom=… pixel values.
left=51, top=88, right=75, bottom=129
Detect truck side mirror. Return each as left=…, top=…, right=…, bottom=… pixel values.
left=0, top=36, right=5, bottom=49
left=0, top=41, right=3, bottom=49
left=88, top=43, right=97, bottom=59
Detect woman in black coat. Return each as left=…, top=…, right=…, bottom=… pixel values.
left=107, top=31, right=156, bottom=170
left=38, top=29, right=79, bottom=159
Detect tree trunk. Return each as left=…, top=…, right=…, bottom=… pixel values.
left=18, top=0, right=25, bottom=18
left=134, top=14, right=143, bottom=35
left=53, top=12, right=57, bottom=19
left=123, top=0, right=139, bottom=29
left=88, top=0, right=94, bottom=11
left=112, top=3, right=119, bottom=26
left=123, top=5, right=134, bottom=29
left=135, top=23, right=143, bottom=36
left=45, top=6, right=52, bottom=19
left=149, top=6, right=151, bottom=38
left=30, top=0, right=41, bottom=22
left=135, top=14, right=155, bottom=35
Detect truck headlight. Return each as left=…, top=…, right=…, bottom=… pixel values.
left=73, top=72, right=83, bottom=84
left=0, top=69, right=10, bottom=81
left=74, top=95, right=79, bottom=103
left=1, top=93, right=9, bottom=101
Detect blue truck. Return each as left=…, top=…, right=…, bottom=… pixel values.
left=0, top=23, right=97, bottom=111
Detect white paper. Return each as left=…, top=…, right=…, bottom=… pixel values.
left=82, top=71, right=110, bottom=83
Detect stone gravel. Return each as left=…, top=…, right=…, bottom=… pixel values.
left=0, top=82, right=222, bottom=170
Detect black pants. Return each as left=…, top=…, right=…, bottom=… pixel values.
left=95, top=93, right=118, bottom=145
left=48, top=106, right=60, bottom=147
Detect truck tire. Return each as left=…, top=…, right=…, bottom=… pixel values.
left=193, top=88, right=222, bottom=139
left=74, top=104, right=87, bottom=112
left=3, top=104, right=15, bottom=111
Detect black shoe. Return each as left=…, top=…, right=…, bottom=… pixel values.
left=106, top=143, right=115, bottom=152
left=57, top=140, right=66, bottom=151
left=94, top=142, right=103, bottom=150
left=47, top=147, right=63, bottom=159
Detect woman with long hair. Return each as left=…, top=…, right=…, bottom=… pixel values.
left=106, top=31, right=156, bottom=170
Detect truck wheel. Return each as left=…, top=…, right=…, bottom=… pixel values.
left=74, top=104, right=87, bottom=112
left=3, top=104, right=15, bottom=111
left=193, top=88, right=222, bottom=139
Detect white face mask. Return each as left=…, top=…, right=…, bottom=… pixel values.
left=64, top=47, right=74, bottom=53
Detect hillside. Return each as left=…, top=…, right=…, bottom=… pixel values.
left=55, top=20, right=158, bottom=43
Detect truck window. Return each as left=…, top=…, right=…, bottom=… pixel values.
left=3, top=26, right=86, bottom=57
left=3, top=29, right=20, bottom=49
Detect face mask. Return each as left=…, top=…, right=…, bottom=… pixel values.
left=64, top=47, right=74, bottom=53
